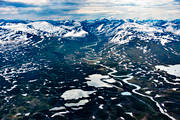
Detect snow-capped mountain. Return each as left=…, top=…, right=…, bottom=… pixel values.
left=0, top=20, right=87, bottom=46
left=83, top=19, right=180, bottom=46
left=0, top=20, right=88, bottom=37
left=1, top=19, right=179, bottom=46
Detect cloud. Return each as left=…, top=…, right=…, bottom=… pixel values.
left=0, top=0, right=179, bottom=20
left=3, top=0, right=49, bottom=5
left=72, top=0, right=180, bottom=19
left=0, top=6, right=18, bottom=14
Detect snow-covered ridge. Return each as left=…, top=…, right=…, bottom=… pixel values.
left=29, top=21, right=65, bottom=33
left=0, top=19, right=179, bottom=47
left=0, top=21, right=88, bottom=38
left=63, top=29, right=88, bottom=38
left=93, top=20, right=179, bottom=46
left=0, top=21, right=88, bottom=50
left=109, top=21, right=179, bottom=45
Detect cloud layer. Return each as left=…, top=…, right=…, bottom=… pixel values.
left=0, top=0, right=179, bottom=20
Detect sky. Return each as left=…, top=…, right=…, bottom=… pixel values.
left=0, top=0, right=180, bottom=20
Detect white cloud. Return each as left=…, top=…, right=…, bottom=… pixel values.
left=4, top=0, right=49, bottom=5
left=72, top=0, right=180, bottom=19
left=75, top=6, right=124, bottom=14
left=20, top=7, right=42, bottom=11
left=0, top=0, right=179, bottom=20
left=86, top=0, right=174, bottom=6
left=0, top=6, right=18, bottom=14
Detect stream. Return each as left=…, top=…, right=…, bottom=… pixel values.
left=82, top=40, right=176, bottom=120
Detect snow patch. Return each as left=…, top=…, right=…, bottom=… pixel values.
left=50, top=107, right=65, bottom=111
left=63, top=30, right=88, bottom=37
left=99, top=104, right=103, bottom=109
left=61, top=89, right=94, bottom=100
left=51, top=111, right=69, bottom=117
left=103, top=78, right=116, bottom=83
left=85, top=74, right=112, bottom=88
left=97, top=24, right=104, bottom=31
left=65, top=99, right=89, bottom=107
left=156, top=64, right=180, bottom=77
